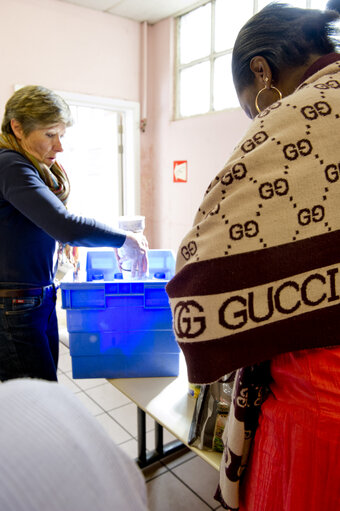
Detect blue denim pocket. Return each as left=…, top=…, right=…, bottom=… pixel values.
left=5, top=296, right=42, bottom=313
left=0, top=291, right=58, bottom=381
left=3, top=296, right=43, bottom=330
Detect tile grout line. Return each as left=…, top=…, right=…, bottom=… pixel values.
left=159, top=454, right=197, bottom=471
left=105, top=401, right=137, bottom=415
left=152, top=466, right=216, bottom=510
left=170, top=470, right=216, bottom=510
left=65, top=375, right=106, bottom=392
left=142, top=465, right=170, bottom=483
left=82, top=387, right=135, bottom=413
left=74, top=387, right=111, bottom=415
left=101, top=410, right=138, bottom=440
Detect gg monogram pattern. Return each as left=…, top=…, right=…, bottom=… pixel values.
left=215, top=363, right=270, bottom=511
left=186, top=66, right=340, bottom=262
left=166, top=60, right=340, bottom=386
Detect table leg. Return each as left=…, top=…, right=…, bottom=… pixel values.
left=137, top=407, right=147, bottom=467
left=155, top=421, right=164, bottom=456
left=136, top=406, right=187, bottom=469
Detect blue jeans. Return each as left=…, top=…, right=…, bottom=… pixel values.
left=0, top=285, right=59, bottom=381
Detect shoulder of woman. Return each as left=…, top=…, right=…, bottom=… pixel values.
left=0, top=148, right=37, bottom=173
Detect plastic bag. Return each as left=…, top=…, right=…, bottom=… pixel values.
left=188, top=373, right=235, bottom=452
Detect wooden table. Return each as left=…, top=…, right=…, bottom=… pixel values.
left=108, top=354, right=221, bottom=470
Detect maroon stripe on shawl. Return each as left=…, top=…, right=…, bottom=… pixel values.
left=166, top=230, right=340, bottom=298
left=299, top=53, right=340, bottom=85
left=179, top=304, right=340, bottom=384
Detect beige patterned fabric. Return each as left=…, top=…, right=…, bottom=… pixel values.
left=166, top=59, right=340, bottom=385
left=214, top=364, right=269, bottom=511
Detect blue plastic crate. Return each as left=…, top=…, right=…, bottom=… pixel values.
left=86, top=249, right=175, bottom=281
left=70, top=353, right=179, bottom=379
left=69, top=330, right=180, bottom=378
left=60, top=249, right=179, bottom=378
left=86, top=251, right=120, bottom=281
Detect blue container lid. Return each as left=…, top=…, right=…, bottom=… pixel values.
left=154, top=272, right=166, bottom=279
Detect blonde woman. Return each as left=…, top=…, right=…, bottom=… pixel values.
left=0, top=85, right=147, bottom=382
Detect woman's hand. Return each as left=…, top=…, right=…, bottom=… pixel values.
left=116, top=232, right=149, bottom=278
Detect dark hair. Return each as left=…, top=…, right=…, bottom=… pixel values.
left=232, top=1, right=340, bottom=93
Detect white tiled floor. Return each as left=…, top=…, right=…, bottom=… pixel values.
left=57, top=301, right=223, bottom=510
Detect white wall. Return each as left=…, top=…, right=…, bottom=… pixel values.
left=0, top=0, right=141, bottom=118
left=141, top=18, right=251, bottom=251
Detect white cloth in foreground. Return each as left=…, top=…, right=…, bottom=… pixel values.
left=0, top=378, right=148, bottom=511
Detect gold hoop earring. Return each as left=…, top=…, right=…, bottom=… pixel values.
left=255, top=86, right=283, bottom=114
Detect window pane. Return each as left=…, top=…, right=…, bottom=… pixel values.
left=179, top=3, right=211, bottom=64
left=215, top=0, right=254, bottom=51
left=258, top=0, right=306, bottom=9
left=59, top=105, right=120, bottom=227
left=286, top=0, right=307, bottom=6
left=310, top=0, right=330, bottom=9
left=213, top=54, right=239, bottom=110
left=179, top=61, right=211, bottom=117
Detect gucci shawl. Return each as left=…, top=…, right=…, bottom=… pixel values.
left=166, top=59, right=340, bottom=385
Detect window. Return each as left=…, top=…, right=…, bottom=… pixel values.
left=58, top=105, right=121, bottom=226
left=54, top=91, right=140, bottom=268
left=56, top=91, right=140, bottom=227
left=176, top=0, right=332, bottom=118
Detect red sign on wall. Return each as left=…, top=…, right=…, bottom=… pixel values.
left=173, top=160, right=188, bottom=183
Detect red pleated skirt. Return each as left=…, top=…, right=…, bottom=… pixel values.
left=239, top=346, right=340, bottom=511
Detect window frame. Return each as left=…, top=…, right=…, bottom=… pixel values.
left=52, top=89, right=141, bottom=217
left=175, top=0, right=256, bottom=119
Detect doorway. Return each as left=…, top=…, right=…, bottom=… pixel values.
left=57, top=90, right=140, bottom=227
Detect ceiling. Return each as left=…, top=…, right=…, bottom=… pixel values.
left=58, top=0, right=206, bottom=24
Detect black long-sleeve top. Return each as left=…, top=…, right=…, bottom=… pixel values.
left=0, top=149, right=126, bottom=286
